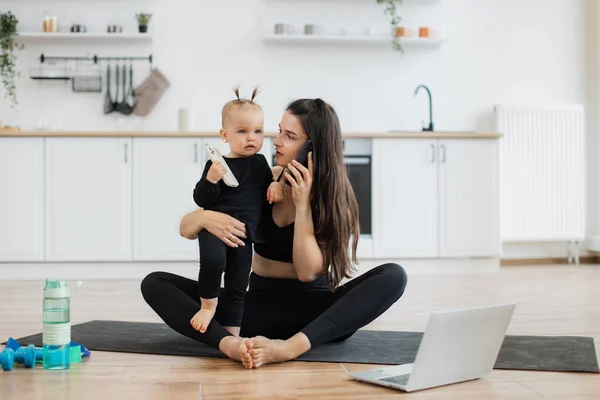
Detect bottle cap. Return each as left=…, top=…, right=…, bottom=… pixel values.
left=44, top=278, right=70, bottom=298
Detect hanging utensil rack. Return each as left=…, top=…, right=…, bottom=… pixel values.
left=38, top=53, right=153, bottom=65
left=29, top=53, right=153, bottom=80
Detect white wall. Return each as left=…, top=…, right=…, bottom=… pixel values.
left=1, top=0, right=595, bottom=258
left=1, top=0, right=589, bottom=132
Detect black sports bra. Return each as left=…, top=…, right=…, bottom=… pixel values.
left=254, top=202, right=294, bottom=263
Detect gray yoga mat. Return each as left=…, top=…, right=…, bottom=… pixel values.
left=10, top=320, right=599, bottom=373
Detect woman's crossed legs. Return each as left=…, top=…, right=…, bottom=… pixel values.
left=141, top=262, right=407, bottom=369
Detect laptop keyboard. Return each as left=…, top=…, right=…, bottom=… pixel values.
left=379, top=374, right=411, bottom=386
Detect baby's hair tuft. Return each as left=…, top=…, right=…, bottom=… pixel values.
left=221, top=85, right=263, bottom=127
left=233, top=86, right=241, bottom=100
left=250, top=86, right=261, bottom=102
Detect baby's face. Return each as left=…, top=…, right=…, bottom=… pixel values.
left=224, top=106, right=265, bottom=157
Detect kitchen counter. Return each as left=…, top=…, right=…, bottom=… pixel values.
left=0, top=130, right=502, bottom=139
left=0, top=129, right=501, bottom=266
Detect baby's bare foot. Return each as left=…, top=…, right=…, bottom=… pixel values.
left=246, top=336, right=292, bottom=368
left=190, top=308, right=215, bottom=333
left=190, top=297, right=218, bottom=333
left=219, top=336, right=253, bottom=369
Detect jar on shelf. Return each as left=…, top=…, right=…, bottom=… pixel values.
left=43, top=13, right=51, bottom=32
left=51, top=14, right=59, bottom=32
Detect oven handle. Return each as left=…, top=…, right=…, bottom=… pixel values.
left=343, top=157, right=371, bottom=165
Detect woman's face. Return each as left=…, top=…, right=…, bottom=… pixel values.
left=273, top=110, right=309, bottom=167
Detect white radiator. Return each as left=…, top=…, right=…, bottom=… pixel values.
left=494, top=105, right=586, bottom=243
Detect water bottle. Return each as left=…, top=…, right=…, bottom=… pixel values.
left=42, top=279, right=71, bottom=370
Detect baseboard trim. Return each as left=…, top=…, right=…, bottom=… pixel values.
left=2, top=257, right=594, bottom=280
left=500, top=256, right=599, bottom=266
left=0, top=258, right=501, bottom=280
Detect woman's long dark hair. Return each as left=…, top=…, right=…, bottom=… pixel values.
left=286, top=98, right=360, bottom=290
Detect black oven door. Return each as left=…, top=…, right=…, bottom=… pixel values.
left=345, top=156, right=371, bottom=236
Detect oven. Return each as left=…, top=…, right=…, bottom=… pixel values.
left=343, top=139, right=372, bottom=236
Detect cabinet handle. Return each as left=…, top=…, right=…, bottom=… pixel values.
left=124, top=143, right=128, bottom=163
left=440, top=144, right=446, bottom=163
left=429, top=144, right=435, bottom=163
left=194, top=143, right=198, bottom=163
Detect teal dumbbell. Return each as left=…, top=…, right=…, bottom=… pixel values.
left=1, top=344, right=41, bottom=371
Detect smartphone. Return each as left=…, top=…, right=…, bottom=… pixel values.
left=295, top=139, right=313, bottom=169
left=205, top=145, right=239, bottom=187
left=278, top=140, right=312, bottom=185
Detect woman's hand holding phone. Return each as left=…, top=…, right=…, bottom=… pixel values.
left=284, top=152, right=313, bottom=211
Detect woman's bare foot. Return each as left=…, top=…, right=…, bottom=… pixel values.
left=219, top=336, right=254, bottom=369
left=190, top=297, right=217, bottom=333
left=246, top=336, right=293, bottom=368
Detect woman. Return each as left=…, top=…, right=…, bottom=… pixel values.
left=141, top=98, right=408, bottom=368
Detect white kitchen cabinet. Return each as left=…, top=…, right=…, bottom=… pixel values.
left=373, top=139, right=438, bottom=258
left=45, top=138, right=132, bottom=261
left=0, top=138, right=44, bottom=261
left=372, top=137, right=499, bottom=259
left=132, top=137, right=274, bottom=261
left=132, top=138, right=204, bottom=261
left=438, top=139, right=499, bottom=257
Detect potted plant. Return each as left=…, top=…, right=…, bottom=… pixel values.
left=376, top=0, right=404, bottom=53
left=0, top=11, right=24, bottom=108
left=135, top=13, right=152, bottom=33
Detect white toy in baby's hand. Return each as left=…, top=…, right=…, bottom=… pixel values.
left=205, top=145, right=239, bottom=187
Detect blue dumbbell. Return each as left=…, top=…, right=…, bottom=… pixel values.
left=1, top=344, right=39, bottom=371
left=20, top=345, right=43, bottom=363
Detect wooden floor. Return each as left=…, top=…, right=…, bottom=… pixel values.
left=1, top=264, right=599, bottom=400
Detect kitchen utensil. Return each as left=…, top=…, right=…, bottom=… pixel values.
left=117, top=64, right=133, bottom=115
left=113, top=64, right=120, bottom=111
left=125, top=62, right=137, bottom=109
left=104, top=64, right=114, bottom=114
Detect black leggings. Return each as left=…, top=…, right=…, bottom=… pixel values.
left=197, top=230, right=252, bottom=326
left=141, top=263, right=408, bottom=350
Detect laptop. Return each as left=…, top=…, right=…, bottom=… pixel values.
left=346, top=303, right=515, bottom=392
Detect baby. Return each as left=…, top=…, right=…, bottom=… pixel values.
left=191, top=87, right=283, bottom=335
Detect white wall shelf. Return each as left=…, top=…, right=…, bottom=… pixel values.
left=263, top=34, right=446, bottom=48
left=17, top=32, right=153, bottom=41
left=266, top=0, right=442, bottom=4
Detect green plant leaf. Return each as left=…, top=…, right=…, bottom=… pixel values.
left=135, top=13, right=152, bottom=25
left=0, top=10, right=25, bottom=108
left=376, top=0, right=404, bottom=54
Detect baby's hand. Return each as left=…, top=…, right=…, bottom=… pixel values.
left=267, top=181, right=284, bottom=203
left=206, top=161, right=226, bottom=184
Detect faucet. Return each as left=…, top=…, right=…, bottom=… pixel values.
left=414, top=84, right=434, bottom=131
